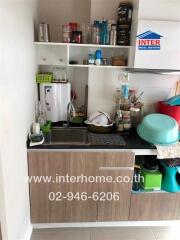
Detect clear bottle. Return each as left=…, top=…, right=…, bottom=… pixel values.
left=37, top=101, right=46, bottom=127
left=116, top=110, right=124, bottom=132
left=115, top=88, right=122, bottom=110
left=118, top=71, right=130, bottom=100
left=92, top=20, right=100, bottom=44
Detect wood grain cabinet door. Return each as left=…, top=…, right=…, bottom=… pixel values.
left=28, top=151, right=135, bottom=223
left=28, top=152, right=99, bottom=223
left=96, top=152, right=135, bottom=221
left=129, top=192, right=180, bottom=221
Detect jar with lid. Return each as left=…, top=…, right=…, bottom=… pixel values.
left=62, top=24, right=71, bottom=43
left=130, top=107, right=141, bottom=128
left=117, top=24, right=131, bottom=45
left=117, top=2, right=133, bottom=25
left=71, top=31, right=82, bottom=43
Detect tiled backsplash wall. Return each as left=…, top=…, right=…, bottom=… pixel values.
left=88, top=68, right=180, bottom=117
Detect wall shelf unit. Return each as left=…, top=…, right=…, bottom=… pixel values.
left=35, top=42, right=134, bottom=68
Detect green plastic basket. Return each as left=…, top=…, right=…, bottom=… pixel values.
left=36, top=73, right=53, bottom=83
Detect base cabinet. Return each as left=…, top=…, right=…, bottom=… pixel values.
left=28, top=151, right=134, bottom=223
left=129, top=192, right=180, bottom=221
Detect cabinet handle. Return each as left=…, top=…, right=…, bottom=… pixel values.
left=99, top=167, right=134, bottom=171
left=42, top=57, right=46, bottom=61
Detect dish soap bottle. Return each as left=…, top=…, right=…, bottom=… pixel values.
left=37, top=101, right=47, bottom=128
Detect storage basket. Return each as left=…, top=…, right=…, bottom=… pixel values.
left=36, top=73, right=53, bottom=83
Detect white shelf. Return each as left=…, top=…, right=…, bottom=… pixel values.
left=34, top=41, right=132, bottom=49
left=67, top=64, right=128, bottom=69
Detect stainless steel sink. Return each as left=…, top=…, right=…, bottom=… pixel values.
left=46, top=128, right=89, bottom=145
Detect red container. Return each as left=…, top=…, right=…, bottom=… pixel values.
left=158, top=101, right=180, bottom=125
left=69, top=22, right=78, bottom=32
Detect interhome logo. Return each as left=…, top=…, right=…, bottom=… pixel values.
left=137, top=30, right=163, bottom=50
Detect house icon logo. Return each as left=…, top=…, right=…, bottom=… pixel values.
left=136, top=30, right=163, bottom=50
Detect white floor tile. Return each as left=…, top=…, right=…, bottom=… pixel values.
left=151, top=227, right=179, bottom=240
left=31, top=229, right=90, bottom=240
left=91, top=227, right=156, bottom=240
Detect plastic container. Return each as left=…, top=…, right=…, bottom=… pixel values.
left=36, top=73, right=53, bottom=83
left=160, top=160, right=180, bottom=193
left=62, top=24, right=71, bottom=43
left=69, top=22, right=78, bottom=32
left=95, top=50, right=102, bottom=65
left=92, top=21, right=100, bottom=44
left=137, top=114, right=179, bottom=145
left=158, top=101, right=180, bottom=126
left=117, top=2, right=133, bottom=25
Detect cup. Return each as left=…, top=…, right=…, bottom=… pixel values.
left=32, top=123, right=40, bottom=135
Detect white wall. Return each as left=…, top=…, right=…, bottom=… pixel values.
left=0, top=0, right=37, bottom=239
left=37, top=0, right=91, bottom=42
left=138, top=0, right=180, bottom=21
left=88, top=69, right=180, bottom=117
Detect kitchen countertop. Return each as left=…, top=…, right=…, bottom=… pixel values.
left=27, top=129, right=157, bottom=155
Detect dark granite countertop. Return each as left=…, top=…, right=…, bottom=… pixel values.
left=27, top=129, right=156, bottom=151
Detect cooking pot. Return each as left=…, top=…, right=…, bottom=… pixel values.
left=137, top=114, right=179, bottom=145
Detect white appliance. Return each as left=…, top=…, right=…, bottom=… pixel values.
left=40, top=83, right=71, bottom=122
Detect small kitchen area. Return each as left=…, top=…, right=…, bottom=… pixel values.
left=1, top=0, right=180, bottom=240
left=27, top=0, right=180, bottom=227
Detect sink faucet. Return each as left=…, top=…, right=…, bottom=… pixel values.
left=67, top=102, right=76, bottom=128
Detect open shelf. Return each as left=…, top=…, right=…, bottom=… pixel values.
left=35, top=41, right=133, bottom=68
left=34, top=41, right=132, bottom=49
left=132, top=189, right=167, bottom=194
left=67, top=64, right=128, bottom=69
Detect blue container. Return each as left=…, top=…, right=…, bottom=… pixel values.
left=161, top=161, right=180, bottom=193
left=137, top=114, right=179, bottom=145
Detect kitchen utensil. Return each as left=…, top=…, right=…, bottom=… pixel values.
left=85, top=121, right=113, bottom=133
left=38, top=23, right=50, bottom=42
left=88, top=111, right=112, bottom=125
left=134, top=91, right=144, bottom=103
left=175, top=81, right=179, bottom=96
left=85, top=85, right=88, bottom=118
left=158, top=101, right=180, bottom=125
left=137, top=114, right=179, bottom=145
